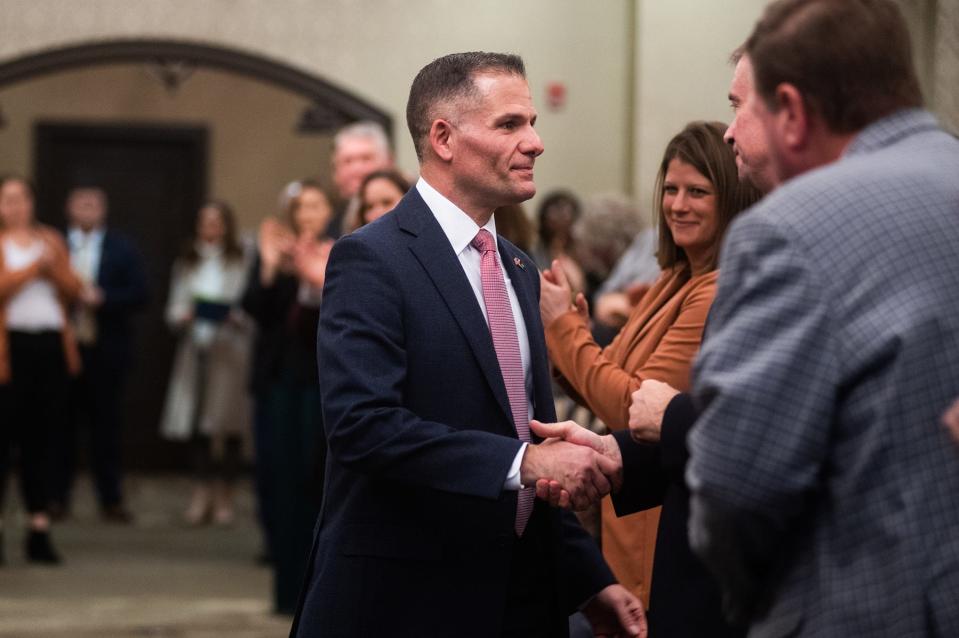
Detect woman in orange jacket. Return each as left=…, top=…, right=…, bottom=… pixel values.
left=539, top=122, right=761, bottom=610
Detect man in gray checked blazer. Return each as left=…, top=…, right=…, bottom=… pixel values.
left=686, top=1, right=959, bottom=636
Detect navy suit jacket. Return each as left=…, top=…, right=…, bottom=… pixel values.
left=72, top=229, right=148, bottom=371
left=291, top=189, right=613, bottom=637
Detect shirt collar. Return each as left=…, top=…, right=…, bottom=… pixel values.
left=416, top=177, right=497, bottom=256
left=68, top=226, right=105, bottom=247
left=844, top=108, right=939, bottom=158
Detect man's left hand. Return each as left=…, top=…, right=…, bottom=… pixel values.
left=582, top=583, right=647, bottom=638
left=628, top=379, right=680, bottom=444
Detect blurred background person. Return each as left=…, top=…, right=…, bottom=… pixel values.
left=53, top=185, right=147, bottom=524
left=572, top=194, right=646, bottom=307
left=241, top=179, right=332, bottom=615
left=591, top=226, right=659, bottom=336
left=576, top=195, right=658, bottom=349
left=555, top=195, right=652, bottom=430
left=538, top=122, right=761, bottom=611
left=327, top=121, right=394, bottom=237
left=355, top=168, right=409, bottom=228
left=160, top=200, right=251, bottom=527
left=0, top=175, right=82, bottom=564
left=531, top=190, right=585, bottom=293
left=493, top=203, right=535, bottom=253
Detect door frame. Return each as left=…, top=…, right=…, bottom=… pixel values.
left=33, top=121, right=208, bottom=226
left=33, top=120, right=210, bottom=470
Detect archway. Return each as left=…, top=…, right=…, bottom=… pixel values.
left=0, top=38, right=391, bottom=135
left=0, top=39, right=392, bottom=470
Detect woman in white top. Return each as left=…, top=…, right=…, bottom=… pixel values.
left=160, top=200, right=251, bottom=526
left=0, top=175, right=82, bottom=565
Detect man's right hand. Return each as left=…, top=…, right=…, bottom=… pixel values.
left=525, top=420, right=623, bottom=510
left=520, top=426, right=620, bottom=511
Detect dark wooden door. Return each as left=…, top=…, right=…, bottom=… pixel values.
left=34, top=122, right=207, bottom=470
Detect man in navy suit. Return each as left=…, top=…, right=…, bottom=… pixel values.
left=291, top=52, right=645, bottom=638
left=56, top=187, right=147, bottom=522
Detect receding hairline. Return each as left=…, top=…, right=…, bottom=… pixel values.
left=436, top=68, right=529, bottom=119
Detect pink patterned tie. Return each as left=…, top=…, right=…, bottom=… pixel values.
left=471, top=229, right=534, bottom=536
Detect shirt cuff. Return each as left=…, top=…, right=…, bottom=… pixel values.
left=503, top=442, right=529, bottom=491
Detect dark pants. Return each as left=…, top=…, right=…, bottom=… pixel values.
left=190, top=430, right=242, bottom=483
left=185, top=349, right=243, bottom=484
left=500, top=510, right=563, bottom=638
left=265, top=379, right=325, bottom=614
left=56, top=345, right=126, bottom=508
left=252, top=397, right=277, bottom=554
left=0, top=331, right=68, bottom=514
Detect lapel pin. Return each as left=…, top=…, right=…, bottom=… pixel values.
left=513, top=257, right=526, bottom=270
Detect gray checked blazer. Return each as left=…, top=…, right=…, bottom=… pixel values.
left=686, top=109, right=959, bottom=638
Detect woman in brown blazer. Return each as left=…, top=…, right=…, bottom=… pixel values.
left=539, top=122, right=761, bottom=609
left=0, top=175, right=82, bottom=565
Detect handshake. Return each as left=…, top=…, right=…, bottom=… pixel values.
left=521, top=379, right=681, bottom=511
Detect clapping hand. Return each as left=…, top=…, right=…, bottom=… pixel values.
left=540, top=259, right=588, bottom=328
left=293, top=236, right=334, bottom=288
left=258, top=217, right=296, bottom=278
left=34, top=227, right=67, bottom=276
left=79, top=283, right=104, bottom=308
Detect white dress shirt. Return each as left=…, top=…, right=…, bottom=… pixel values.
left=416, top=178, right=532, bottom=490
left=68, top=227, right=105, bottom=283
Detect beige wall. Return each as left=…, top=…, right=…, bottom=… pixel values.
left=631, top=0, right=958, bottom=216
left=632, top=0, right=768, bottom=219
left=0, top=0, right=634, bottom=213
left=0, top=64, right=331, bottom=231
left=0, top=0, right=954, bottom=228
left=933, top=0, right=959, bottom=133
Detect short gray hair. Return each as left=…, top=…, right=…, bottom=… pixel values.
left=333, top=121, right=390, bottom=157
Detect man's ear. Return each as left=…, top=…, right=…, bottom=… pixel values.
left=428, top=119, right=454, bottom=162
left=773, top=83, right=809, bottom=152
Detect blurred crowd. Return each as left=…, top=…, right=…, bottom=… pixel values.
left=0, top=118, right=660, bottom=616
left=3, top=3, right=958, bottom=636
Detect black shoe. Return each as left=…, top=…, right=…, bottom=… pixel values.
left=26, top=530, right=62, bottom=565
left=101, top=504, right=134, bottom=524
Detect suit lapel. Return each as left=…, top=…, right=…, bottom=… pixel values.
left=96, top=232, right=113, bottom=285
left=398, top=193, right=514, bottom=427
